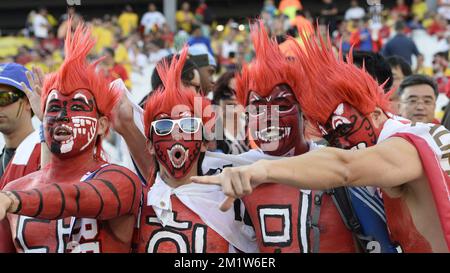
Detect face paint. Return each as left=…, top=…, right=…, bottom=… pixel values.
left=247, top=84, right=303, bottom=156
left=44, top=89, right=98, bottom=158
left=151, top=112, right=203, bottom=179
left=320, top=103, right=382, bottom=150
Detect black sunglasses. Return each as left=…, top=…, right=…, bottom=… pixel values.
left=0, top=91, right=25, bottom=107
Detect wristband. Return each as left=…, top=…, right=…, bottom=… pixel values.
left=39, top=124, right=45, bottom=143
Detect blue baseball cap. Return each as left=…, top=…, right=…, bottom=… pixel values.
left=188, top=45, right=217, bottom=68
left=0, top=63, right=32, bottom=93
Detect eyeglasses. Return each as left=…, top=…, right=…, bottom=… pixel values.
left=401, top=98, right=435, bottom=107
left=151, top=117, right=203, bottom=136
left=0, top=91, right=25, bottom=107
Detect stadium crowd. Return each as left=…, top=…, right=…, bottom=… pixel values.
left=0, top=0, right=449, bottom=253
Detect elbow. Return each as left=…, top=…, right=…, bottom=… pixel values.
left=333, top=149, right=354, bottom=188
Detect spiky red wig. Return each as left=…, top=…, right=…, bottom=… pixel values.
left=144, top=47, right=213, bottom=138
left=287, top=30, right=391, bottom=128
left=235, top=20, right=303, bottom=106
left=41, top=18, right=120, bottom=118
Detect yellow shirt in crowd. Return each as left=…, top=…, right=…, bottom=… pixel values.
left=118, top=12, right=138, bottom=37
left=412, top=1, right=428, bottom=20
left=92, top=26, right=113, bottom=54
left=176, top=11, right=195, bottom=33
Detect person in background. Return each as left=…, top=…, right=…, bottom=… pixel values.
left=100, top=47, right=131, bottom=90
left=212, top=71, right=248, bottom=155
left=320, top=0, right=338, bottom=33
left=387, top=56, right=413, bottom=114
left=32, top=7, right=50, bottom=40
left=345, top=0, right=366, bottom=21
left=140, top=3, right=166, bottom=35
left=381, top=20, right=423, bottom=66
left=188, top=46, right=217, bottom=98
left=0, top=63, right=38, bottom=184
left=118, top=5, right=138, bottom=37
left=398, top=74, right=440, bottom=124
left=176, top=2, right=196, bottom=33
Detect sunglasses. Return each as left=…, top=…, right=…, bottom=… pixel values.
left=0, top=91, right=25, bottom=107
left=151, top=117, right=203, bottom=136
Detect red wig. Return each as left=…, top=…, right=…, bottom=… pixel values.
left=41, top=18, right=120, bottom=119
left=235, top=20, right=302, bottom=106
left=287, top=30, right=391, bottom=128
left=143, top=47, right=212, bottom=138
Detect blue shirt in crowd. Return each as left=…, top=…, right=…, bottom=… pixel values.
left=381, top=33, right=420, bottom=65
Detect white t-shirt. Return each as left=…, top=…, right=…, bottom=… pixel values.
left=345, top=7, right=366, bottom=21
left=221, top=40, right=238, bottom=59
left=140, top=11, right=166, bottom=33
left=32, top=14, right=49, bottom=39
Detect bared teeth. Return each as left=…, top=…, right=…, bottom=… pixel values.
left=167, top=144, right=189, bottom=169
left=256, top=126, right=292, bottom=142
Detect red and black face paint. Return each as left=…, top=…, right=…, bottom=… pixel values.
left=319, top=103, right=381, bottom=150
left=247, top=84, right=304, bottom=156
left=44, top=89, right=98, bottom=158
left=151, top=112, right=203, bottom=179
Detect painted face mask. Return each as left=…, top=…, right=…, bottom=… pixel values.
left=151, top=112, right=203, bottom=179
left=319, top=103, right=382, bottom=150
left=44, top=89, right=99, bottom=158
left=247, top=84, right=303, bottom=156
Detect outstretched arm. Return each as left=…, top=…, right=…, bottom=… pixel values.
left=0, top=165, right=142, bottom=221
left=192, top=137, right=424, bottom=210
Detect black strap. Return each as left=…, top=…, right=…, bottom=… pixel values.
left=329, top=187, right=374, bottom=253
left=310, top=191, right=324, bottom=253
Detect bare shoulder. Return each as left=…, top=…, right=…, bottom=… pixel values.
left=2, top=170, right=45, bottom=191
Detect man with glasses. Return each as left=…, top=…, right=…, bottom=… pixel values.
left=134, top=49, right=257, bottom=253
left=398, top=75, right=439, bottom=124
left=0, top=63, right=39, bottom=183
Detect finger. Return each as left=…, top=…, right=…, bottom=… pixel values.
left=240, top=171, right=253, bottom=195
left=219, top=196, right=235, bottom=212
left=34, top=67, right=45, bottom=88
left=20, top=82, right=31, bottom=96
left=230, top=171, right=244, bottom=197
left=34, top=67, right=45, bottom=95
left=191, top=175, right=221, bottom=185
left=25, top=71, right=35, bottom=89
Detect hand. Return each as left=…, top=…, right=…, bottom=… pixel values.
left=21, top=66, right=45, bottom=121
left=191, top=161, right=269, bottom=211
left=110, top=80, right=134, bottom=135
left=0, top=192, right=12, bottom=221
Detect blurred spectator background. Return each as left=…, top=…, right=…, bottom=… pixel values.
left=1, top=0, right=450, bottom=154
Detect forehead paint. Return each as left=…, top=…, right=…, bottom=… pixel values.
left=330, top=103, right=352, bottom=130
left=321, top=102, right=380, bottom=150
left=74, top=93, right=90, bottom=105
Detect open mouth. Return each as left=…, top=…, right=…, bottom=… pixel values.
left=167, top=144, right=189, bottom=169
left=256, top=126, right=291, bottom=142
left=53, top=124, right=73, bottom=143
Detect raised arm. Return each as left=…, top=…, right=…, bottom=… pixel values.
left=110, top=80, right=154, bottom=180
left=192, top=137, right=424, bottom=210
left=0, top=165, right=142, bottom=221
